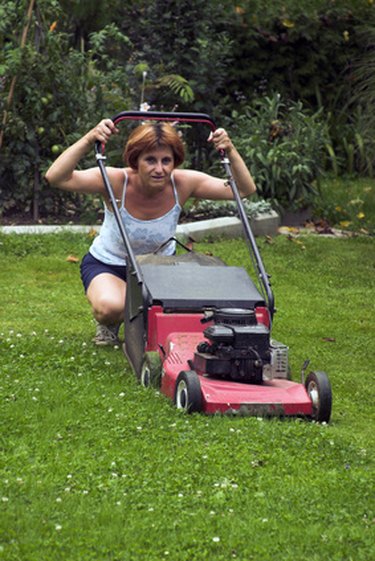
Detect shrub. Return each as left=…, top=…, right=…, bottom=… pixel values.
left=226, top=94, right=329, bottom=209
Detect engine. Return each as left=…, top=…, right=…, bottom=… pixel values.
left=193, top=308, right=270, bottom=384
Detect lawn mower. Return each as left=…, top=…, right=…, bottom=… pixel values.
left=95, top=111, right=332, bottom=422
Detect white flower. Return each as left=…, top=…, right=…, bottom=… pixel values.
left=55, top=524, right=62, bottom=531
left=212, top=537, right=220, bottom=543
left=140, top=102, right=150, bottom=111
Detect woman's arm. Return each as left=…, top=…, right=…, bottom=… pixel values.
left=44, top=119, right=119, bottom=193
left=184, top=128, right=256, bottom=201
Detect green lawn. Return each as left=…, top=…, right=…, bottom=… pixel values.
left=0, top=232, right=374, bottom=561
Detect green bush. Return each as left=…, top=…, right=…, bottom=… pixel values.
left=227, top=94, right=329, bottom=209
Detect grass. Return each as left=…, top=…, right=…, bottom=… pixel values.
left=314, top=175, right=375, bottom=234
left=0, top=232, right=374, bottom=561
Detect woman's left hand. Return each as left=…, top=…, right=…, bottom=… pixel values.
left=208, top=128, right=234, bottom=154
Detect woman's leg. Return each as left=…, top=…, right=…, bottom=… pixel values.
left=86, top=273, right=127, bottom=325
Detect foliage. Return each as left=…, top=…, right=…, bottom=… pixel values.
left=125, top=0, right=233, bottom=115
left=226, top=94, right=329, bottom=209
left=341, top=25, right=375, bottom=176
left=0, top=2, right=100, bottom=220
left=0, top=1, right=204, bottom=221
left=2, top=0, right=375, bottom=221
left=183, top=197, right=273, bottom=221
left=224, top=0, right=375, bottom=177
left=0, top=232, right=374, bottom=560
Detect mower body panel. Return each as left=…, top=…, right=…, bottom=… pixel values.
left=146, top=308, right=313, bottom=417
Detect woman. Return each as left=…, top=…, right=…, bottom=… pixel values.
left=45, top=118, right=256, bottom=345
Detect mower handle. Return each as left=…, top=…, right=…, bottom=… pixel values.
left=94, top=110, right=275, bottom=319
left=111, top=110, right=217, bottom=130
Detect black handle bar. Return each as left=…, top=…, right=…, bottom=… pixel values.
left=111, top=110, right=217, bottom=130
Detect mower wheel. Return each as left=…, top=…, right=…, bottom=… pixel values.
left=305, top=370, right=332, bottom=423
left=174, top=371, right=202, bottom=413
left=140, top=352, right=162, bottom=389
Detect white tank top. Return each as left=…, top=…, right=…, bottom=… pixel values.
left=89, top=171, right=181, bottom=265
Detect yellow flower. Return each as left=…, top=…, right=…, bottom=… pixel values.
left=343, top=30, right=350, bottom=42
left=357, top=212, right=365, bottom=219
left=339, top=220, right=352, bottom=229
left=282, top=19, right=295, bottom=29
left=335, top=205, right=342, bottom=212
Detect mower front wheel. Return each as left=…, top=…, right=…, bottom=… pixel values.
left=174, top=371, right=202, bottom=413
left=140, top=351, right=162, bottom=389
left=305, top=370, right=332, bottom=423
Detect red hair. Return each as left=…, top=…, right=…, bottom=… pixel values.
left=123, top=122, right=185, bottom=169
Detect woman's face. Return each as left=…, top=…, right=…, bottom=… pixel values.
left=136, top=145, right=175, bottom=189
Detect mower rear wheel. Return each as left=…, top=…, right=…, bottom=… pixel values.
left=174, top=371, right=202, bottom=413
left=140, top=351, right=162, bottom=389
left=305, top=370, right=332, bottom=423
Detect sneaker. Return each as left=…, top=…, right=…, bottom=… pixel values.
left=93, top=321, right=121, bottom=346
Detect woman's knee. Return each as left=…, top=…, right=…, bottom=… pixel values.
left=91, top=294, right=124, bottom=323
left=87, top=277, right=126, bottom=323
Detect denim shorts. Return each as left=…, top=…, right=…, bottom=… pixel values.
left=80, top=252, right=127, bottom=292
